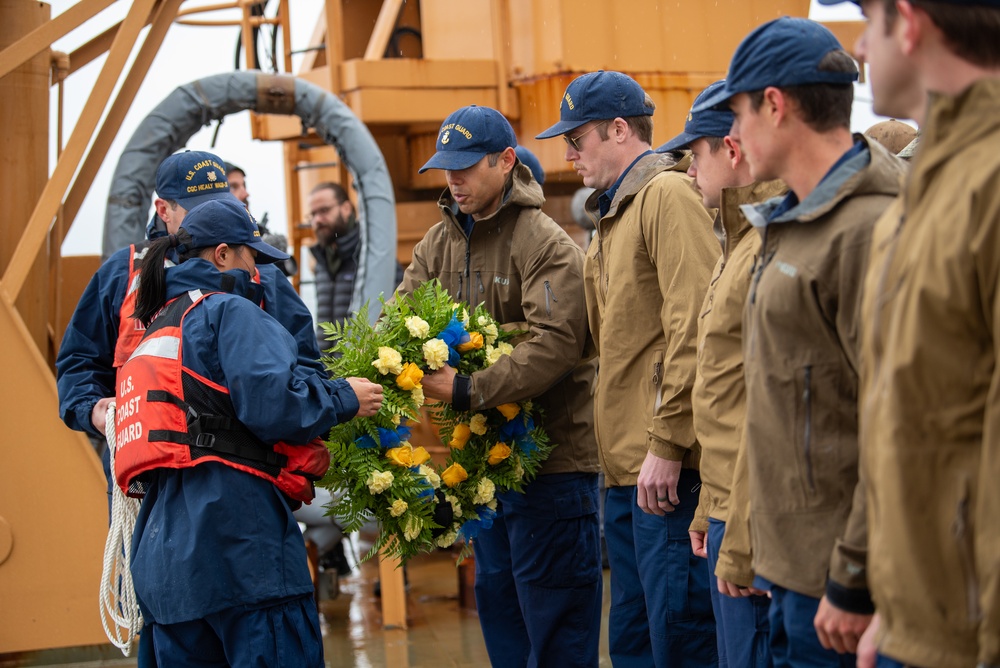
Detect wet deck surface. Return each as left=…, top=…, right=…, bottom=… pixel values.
left=2, top=533, right=614, bottom=667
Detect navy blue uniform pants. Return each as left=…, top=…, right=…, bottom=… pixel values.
left=707, top=518, right=772, bottom=667
left=762, top=582, right=854, bottom=668
left=604, top=470, right=717, bottom=668
left=473, top=472, right=602, bottom=668
left=148, top=594, right=323, bottom=667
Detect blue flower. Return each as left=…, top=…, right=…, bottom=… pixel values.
left=437, top=315, right=470, bottom=367
left=499, top=415, right=533, bottom=441
left=355, top=434, right=378, bottom=449
left=459, top=506, right=497, bottom=540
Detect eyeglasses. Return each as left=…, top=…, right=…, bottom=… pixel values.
left=563, top=121, right=609, bottom=151
left=309, top=204, right=335, bottom=220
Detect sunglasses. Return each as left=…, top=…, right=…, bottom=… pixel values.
left=563, top=120, right=609, bottom=151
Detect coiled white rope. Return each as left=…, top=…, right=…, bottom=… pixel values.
left=98, top=401, right=143, bottom=655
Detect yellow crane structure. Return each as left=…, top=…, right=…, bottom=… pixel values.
left=0, top=0, right=860, bottom=657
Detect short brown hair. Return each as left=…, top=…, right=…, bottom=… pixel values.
left=879, top=0, right=1000, bottom=68
left=597, top=93, right=657, bottom=145
left=310, top=181, right=349, bottom=203
left=748, top=50, right=856, bottom=133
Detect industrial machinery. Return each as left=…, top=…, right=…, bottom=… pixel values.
left=0, top=0, right=861, bottom=658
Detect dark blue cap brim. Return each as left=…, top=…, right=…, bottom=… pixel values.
left=247, top=239, right=290, bottom=264
left=535, top=119, right=589, bottom=140
left=419, top=150, right=488, bottom=173
left=657, top=131, right=701, bottom=153
left=692, top=85, right=735, bottom=114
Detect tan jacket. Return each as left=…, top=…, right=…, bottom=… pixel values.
left=690, top=180, right=787, bottom=534
left=861, top=80, right=1000, bottom=668
left=720, top=137, right=905, bottom=604
left=584, top=152, right=719, bottom=487
left=399, top=163, right=599, bottom=476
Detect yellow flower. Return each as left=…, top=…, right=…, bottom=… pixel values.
left=469, top=413, right=488, bottom=436
left=488, top=442, right=512, bottom=465
left=395, top=362, right=424, bottom=391
left=386, top=444, right=432, bottom=468
left=442, top=463, right=468, bottom=488
left=405, top=315, right=430, bottom=339
left=457, top=331, right=484, bottom=352
left=372, top=346, right=403, bottom=375
left=422, top=338, right=450, bottom=370
left=411, top=386, right=425, bottom=408
left=449, top=423, right=472, bottom=450
left=403, top=514, right=423, bottom=541
left=473, top=477, right=496, bottom=504
left=497, top=403, right=521, bottom=420
left=366, top=470, right=394, bottom=494
left=390, top=499, right=408, bottom=517
left=391, top=413, right=401, bottom=426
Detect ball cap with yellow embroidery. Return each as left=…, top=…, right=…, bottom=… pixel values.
left=536, top=70, right=653, bottom=139
left=693, top=17, right=858, bottom=113
left=178, top=195, right=289, bottom=264
left=155, top=150, right=232, bottom=210
left=657, top=80, right=734, bottom=153
left=419, top=105, right=517, bottom=173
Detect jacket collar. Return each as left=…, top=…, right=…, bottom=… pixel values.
left=165, top=258, right=263, bottom=305
left=719, top=179, right=787, bottom=256
left=906, top=78, right=1000, bottom=210
left=584, top=152, right=691, bottom=220
left=741, top=135, right=904, bottom=229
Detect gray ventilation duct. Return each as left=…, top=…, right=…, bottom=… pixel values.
left=103, top=71, right=396, bottom=321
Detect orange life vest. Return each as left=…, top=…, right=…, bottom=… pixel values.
left=115, top=289, right=330, bottom=504
left=113, top=244, right=155, bottom=368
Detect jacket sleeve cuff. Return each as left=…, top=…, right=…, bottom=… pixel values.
left=825, top=578, right=875, bottom=615
left=76, top=402, right=103, bottom=439
left=452, top=374, right=472, bottom=412
left=646, top=435, right=687, bottom=461
left=714, top=557, right=755, bottom=589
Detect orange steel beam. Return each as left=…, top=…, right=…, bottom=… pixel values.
left=363, top=0, right=404, bottom=61
left=62, top=0, right=185, bottom=241
left=0, top=0, right=116, bottom=80
left=176, top=16, right=279, bottom=27
left=279, top=0, right=292, bottom=73
left=66, top=3, right=160, bottom=77
left=323, top=0, right=345, bottom=92
left=1, top=0, right=159, bottom=304
left=490, top=0, right=513, bottom=117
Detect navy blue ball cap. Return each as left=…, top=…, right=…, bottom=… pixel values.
left=514, top=145, right=545, bottom=185
left=155, top=150, right=232, bottom=210
left=693, top=17, right=858, bottom=113
left=657, top=80, right=734, bottom=153
left=178, top=195, right=290, bottom=264
left=536, top=70, right=654, bottom=139
left=419, top=105, right=517, bottom=173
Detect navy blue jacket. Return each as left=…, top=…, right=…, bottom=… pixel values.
left=129, top=259, right=358, bottom=624
left=56, top=245, right=322, bottom=438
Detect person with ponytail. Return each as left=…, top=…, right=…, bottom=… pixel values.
left=115, top=195, right=382, bottom=667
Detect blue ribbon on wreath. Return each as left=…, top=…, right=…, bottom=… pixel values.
left=437, top=315, right=470, bottom=367
left=354, top=425, right=413, bottom=449
left=459, top=506, right=497, bottom=541
left=500, top=416, right=536, bottom=453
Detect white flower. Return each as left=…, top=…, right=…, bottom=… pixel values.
left=485, top=345, right=502, bottom=366
left=390, top=499, right=409, bottom=517
left=411, top=386, right=425, bottom=408
left=422, top=338, right=449, bottom=370
left=461, top=308, right=470, bottom=327
left=469, top=413, right=488, bottom=436
left=367, top=470, right=394, bottom=494
left=405, top=315, right=430, bottom=339
left=513, top=458, right=524, bottom=481
left=403, top=514, right=423, bottom=541
left=497, top=341, right=514, bottom=357
left=472, top=477, right=495, bottom=505
left=482, top=323, right=499, bottom=346
left=477, top=315, right=490, bottom=327
left=445, top=493, right=463, bottom=518
left=435, top=529, right=459, bottom=548
left=372, top=346, right=403, bottom=375
left=419, top=464, right=441, bottom=489
left=487, top=499, right=498, bottom=511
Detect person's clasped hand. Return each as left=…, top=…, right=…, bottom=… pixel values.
left=347, top=377, right=384, bottom=417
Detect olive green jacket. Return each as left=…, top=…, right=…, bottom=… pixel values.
left=689, top=179, right=787, bottom=534
left=583, top=152, right=719, bottom=486
left=861, top=79, right=1000, bottom=668
left=720, top=137, right=905, bottom=604
left=399, top=163, right=599, bottom=476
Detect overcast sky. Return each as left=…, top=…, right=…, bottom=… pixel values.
left=50, top=0, right=871, bottom=257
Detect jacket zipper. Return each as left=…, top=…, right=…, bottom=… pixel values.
left=544, top=280, right=558, bottom=317
left=652, top=362, right=663, bottom=412
left=462, top=236, right=472, bottom=301
left=953, top=482, right=982, bottom=624
left=749, top=224, right=772, bottom=306
left=803, top=365, right=815, bottom=491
